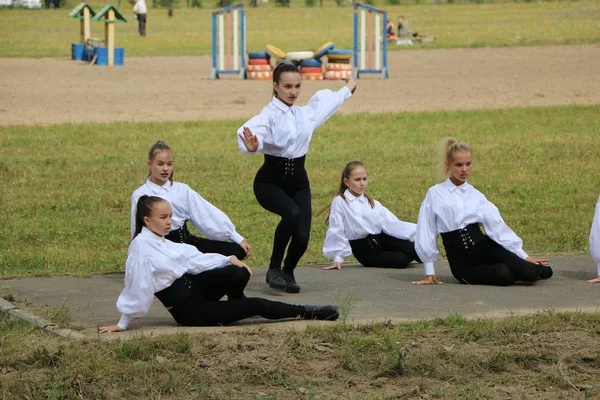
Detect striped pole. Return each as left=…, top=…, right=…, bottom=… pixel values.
left=211, top=3, right=247, bottom=79
left=352, top=2, right=389, bottom=79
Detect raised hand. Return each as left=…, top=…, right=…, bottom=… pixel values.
left=239, top=126, right=259, bottom=152
left=341, top=77, right=357, bottom=94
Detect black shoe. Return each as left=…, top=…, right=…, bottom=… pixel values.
left=540, top=265, right=553, bottom=280
left=281, top=269, right=301, bottom=293
left=266, top=268, right=286, bottom=290
left=303, top=305, right=339, bottom=321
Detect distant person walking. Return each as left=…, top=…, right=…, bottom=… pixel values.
left=133, top=0, right=147, bottom=37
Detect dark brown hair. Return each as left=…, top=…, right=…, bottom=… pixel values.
left=146, top=140, right=174, bottom=185
left=272, top=62, right=300, bottom=97
left=318, top=161, right=375, bottom=224
left=134, top=195, right=168, bottom=239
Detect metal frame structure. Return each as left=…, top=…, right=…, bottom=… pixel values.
left=353, top=2, right=388, bottom=79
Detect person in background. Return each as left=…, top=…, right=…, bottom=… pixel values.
left=587, top=195, right=600, bottom=283
left=133, top=0, right=147, bottom=37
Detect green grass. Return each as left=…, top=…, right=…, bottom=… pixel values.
left=1, top=310, right=600, bottom=398
left=0, top=1, right=598, bottom=57
left=0, top=105, right=599, bottom=277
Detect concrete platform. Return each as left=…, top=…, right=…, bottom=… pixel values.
left=0, top=256, right=598, bottom=340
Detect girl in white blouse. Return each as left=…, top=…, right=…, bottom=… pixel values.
left=100, top=196, right=339, bottom=332
left=131, top=141, right=251, bottom=261
left=237, top=63, right=357, bottom=294
left=413, top=137, right=553, bottom=286
left=320, top=161, right=419, bottom=270
left=587, top=195, right=600, bottom=283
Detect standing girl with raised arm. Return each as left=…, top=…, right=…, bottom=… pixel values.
left=131, top=141, right=251, bottom=260
left=320, top=161, right=419, bottom=270
left=100, top=196, right=338, bottom=333
left=237, top=63, right=357, bottom=293
left=413, top=138, right=553, bottom=286
left=587, top=195, right=600, bottom=283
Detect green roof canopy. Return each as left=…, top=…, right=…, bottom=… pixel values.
left=68, top=2, right=96, bottom=19
left=91, top=5, right=128, bottom=23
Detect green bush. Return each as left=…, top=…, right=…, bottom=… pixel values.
left=216, top=0, right=232, bottom=7
left=305, top=0, right=317, bottom=6
left=387, top=0, right=401, bottom=4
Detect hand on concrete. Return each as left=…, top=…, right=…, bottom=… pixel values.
left=412, top=275, right=442, bottom=285
left=586, top=276, right=600, bottom=284
left=99, top=325, right=123, bottom=333
left=322, top=262, right=342, bottom=271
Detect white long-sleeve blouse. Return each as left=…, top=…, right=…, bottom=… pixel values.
left=131, top=179, right=244, bottom=244
left=237, top=87, right=352, bottom=158
left=323, top=190, right=416, bottom=263
left=414, top=178, right=529, bottom=276
left=116, top=227, right=231, bottom=330
left=590, top=195, right=600, bottom=275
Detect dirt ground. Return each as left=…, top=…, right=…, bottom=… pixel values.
left=0, top=44, right=599, bottom=126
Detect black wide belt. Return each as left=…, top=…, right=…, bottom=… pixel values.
left=263, top=154, right=306, bottom=178
left=154, top=274, right=194, bottom=308
left=440, top=223, right=486, bottom=257
left=165, top=223, right=191, bottom=244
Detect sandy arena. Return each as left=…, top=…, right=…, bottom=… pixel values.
left=0, top=44, right=599, bottom=126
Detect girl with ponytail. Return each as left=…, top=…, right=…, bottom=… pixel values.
left=413, top=137, right=553, bottom=286
left=237, top=63, right=357, bottom=293
left=100, top=195, right=339, bottom=333
left=320, top=161, right=419, bottom=270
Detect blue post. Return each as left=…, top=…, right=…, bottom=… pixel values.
left=240, top=5, right=247, bottom=79
left=382, top=11, right=388, bottom=78
left=353, top=3, right=358, bottom=79
left=211, top=12, right=218, bottom=79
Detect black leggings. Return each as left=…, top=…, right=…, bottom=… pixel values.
left=165, top=224, right=246, bottom=260
left=349, top=233, right=418, bottom=268
left=253, top=156, right=311, bottom=271
left=159, top=265, right=306, bottom=326
left=446, top=237, right=547, bottom=286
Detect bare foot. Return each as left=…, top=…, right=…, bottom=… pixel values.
left=586, top=276, right=600, bottom=284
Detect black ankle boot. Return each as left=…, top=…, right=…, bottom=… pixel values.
left=266, top=268, right=286, bottom=289
left=303, top=305, right=339, bottom=321
left=539, top=265, right=553, bottom=280
left=281, top=269, right=300, bottom=293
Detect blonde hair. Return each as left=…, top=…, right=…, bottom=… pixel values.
left=318, top=161, right=375, bottom=224
left=437, top=137, right=472, bottom=180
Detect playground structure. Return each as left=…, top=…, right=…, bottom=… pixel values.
left=211, top=3, right=246, bottom=79
left=210, top=2, right=388, bottom=79
left=353, top=2, right=388, bottom=79
left=69, top=2, right=126, bottom=66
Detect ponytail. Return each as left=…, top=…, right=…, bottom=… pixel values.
left=317, top=161, right=375, bottom=224
left=437, top=137, right=472, bottom=180
left=134, top=195, right=166, bottom=239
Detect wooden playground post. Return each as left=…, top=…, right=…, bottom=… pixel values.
left=92, top=5, right=127, bottom=66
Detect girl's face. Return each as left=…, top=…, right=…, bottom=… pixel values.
left=273, top=72, right=302, bottom=106
left=147, top=150, right=173, bottom=185
left=447, top=151, right=472, bottom=186
left=144, top=201, right=172, bottom=236
left=344, top=167, right=368, bottom=196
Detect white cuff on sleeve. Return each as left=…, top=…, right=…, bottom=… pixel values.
left=424, top=262, right=436, bottom=276
left=514, top=249, right=528, bottom=260
left=231, top=232, right=244, bottom=245
left=117, top=314, right=131, bottom=331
